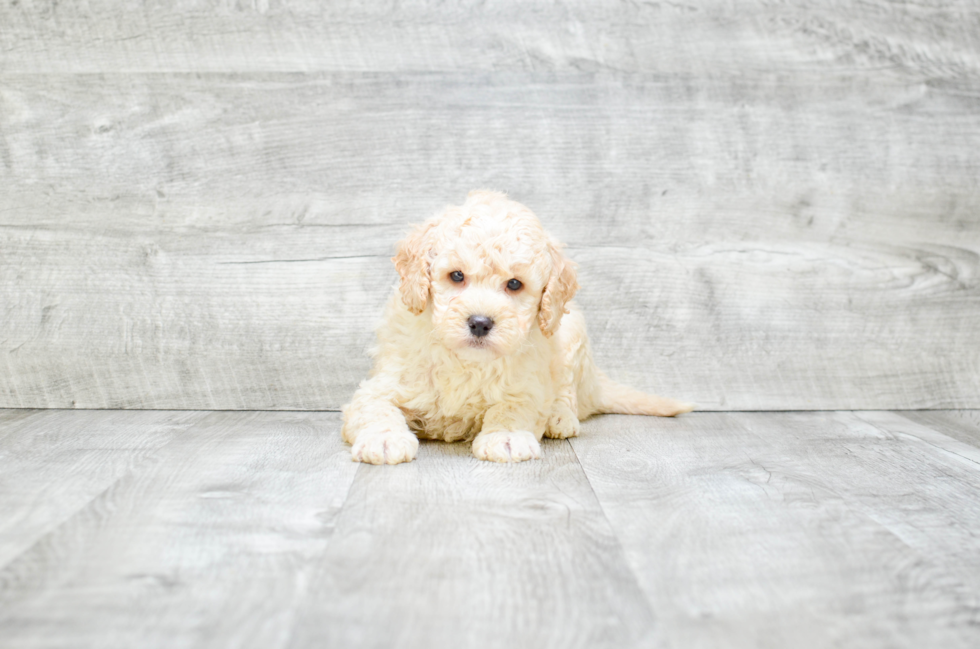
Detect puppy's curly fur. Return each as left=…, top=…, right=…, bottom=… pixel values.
left=342, top=190, right=693, bottom=464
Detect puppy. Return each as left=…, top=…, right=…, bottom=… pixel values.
left=342, top=190, right=693, bottom=464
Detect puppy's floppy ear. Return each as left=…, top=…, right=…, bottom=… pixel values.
left=392, top=220, right=438, bottom=315
left=537, top=239, right=579, bottom=337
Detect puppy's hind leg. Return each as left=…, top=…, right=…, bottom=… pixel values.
left=342, top=379, right=418, bottom=465
left=555, top=303, right=695, bottom=421
left=545, top=347, right=580, bottom=440
left=545, top=400, right=580, bottom=439
left=544, top=306, right=589, bottom=439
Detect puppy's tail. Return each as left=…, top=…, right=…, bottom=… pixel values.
left=594, top=372, right=695, bottom=417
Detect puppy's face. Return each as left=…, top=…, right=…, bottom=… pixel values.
left=393, top=191, right=578, bottom=359
left=427, top=233, right=548, bottom=359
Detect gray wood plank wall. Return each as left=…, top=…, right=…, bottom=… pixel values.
left=2, top=1, right=978, bottom=410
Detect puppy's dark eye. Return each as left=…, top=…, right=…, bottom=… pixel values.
left=506, top=278, right=523, bottom=291
left=450, top=271, right=464, bottom=283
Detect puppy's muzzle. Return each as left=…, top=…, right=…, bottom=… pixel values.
left=467, top=315, right=494, bottom=338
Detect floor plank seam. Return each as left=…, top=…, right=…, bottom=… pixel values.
left=0, top=478, right=118, bottom=579
left=563, top=437, right=661, bottom=624
left=863, top=412, right=980, bottom=467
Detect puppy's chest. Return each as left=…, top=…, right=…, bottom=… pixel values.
left=398, top=380, right=493, bottom=443
left=396, top=363, right=549, bottom=442
left=403, top=411, right=484, bottom=443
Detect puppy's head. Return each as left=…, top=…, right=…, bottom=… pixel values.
left=393, top=190, right=578, bottom=357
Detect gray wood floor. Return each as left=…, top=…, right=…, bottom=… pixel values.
left=1, top=409, right=978, bottom=648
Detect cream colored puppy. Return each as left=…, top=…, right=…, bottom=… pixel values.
left=342, top=190, right=693, bottom=464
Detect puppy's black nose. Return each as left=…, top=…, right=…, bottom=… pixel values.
left=467, top=315, right=494, bottom=338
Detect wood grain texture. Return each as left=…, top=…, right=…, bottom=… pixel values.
left=899, top=410, right=980, bottom=450
left=4, top=72, right=980, bottom=237
left=1, top=1, right=978, bottom=75
left=3, top=408, right=980, bottom=648
left=0, top=410, right=359, bottom=649
left=290, top=439, right=658, bottom=649
left=0, top=223, right=393, bottom=410
left=2, top=221, right=977, bottom=410
left=570, top=411, right=980, bottom=649
left=2, top=3, right=979, bottom=410
left=2, top=69, right=978, bottom=410
left=0, top=409, right=205, bottom=569
left=0, top=410, right=657, bottom=649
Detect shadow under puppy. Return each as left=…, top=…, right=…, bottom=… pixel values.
left=342, top=190, right=693, bottom=464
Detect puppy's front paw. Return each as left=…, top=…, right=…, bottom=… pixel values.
left=545, top=402, right=580, bottom=439
left=472, top=431, right=541, bottom=463
left=351, top=432, right=419, bottom=465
